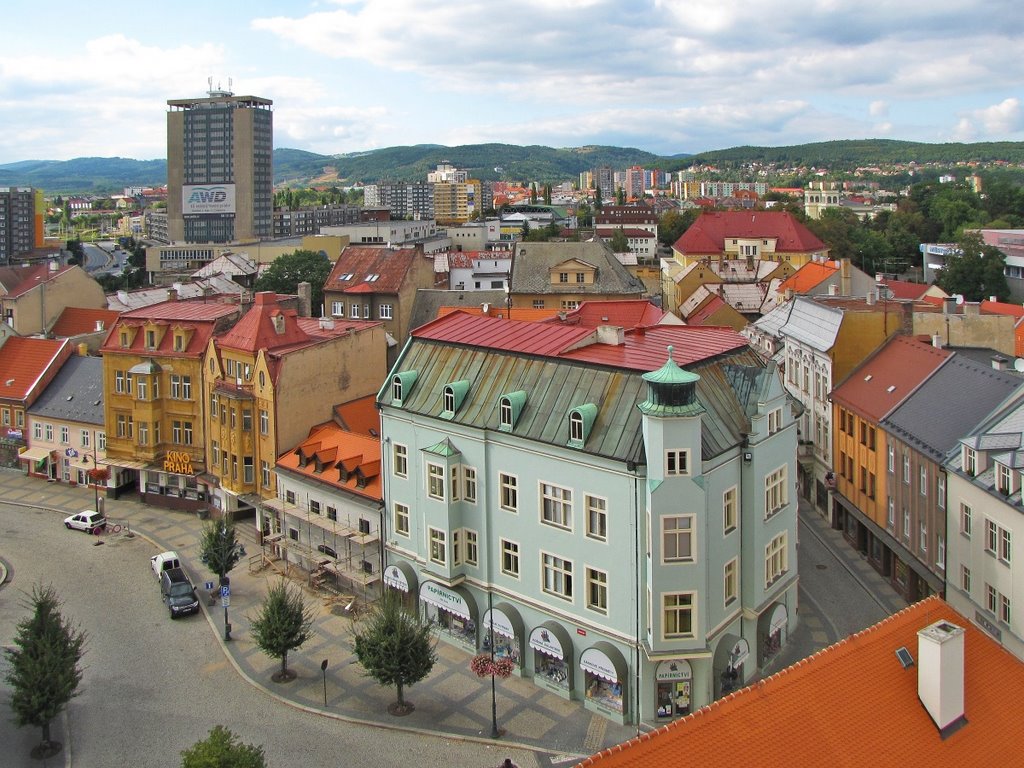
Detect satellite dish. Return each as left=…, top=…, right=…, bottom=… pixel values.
left=1014, top=358, right=1024, bottom=373
left=954, top=294, right=965, bottom=305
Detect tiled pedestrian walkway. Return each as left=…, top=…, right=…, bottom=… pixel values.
left=0, top=471, right=636, bottom=761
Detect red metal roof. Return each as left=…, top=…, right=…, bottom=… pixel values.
left=673, top=211, right=826, bottom=255
left=544, top=299, right=666, bottom=330
left=831, top=335, right=951, bottom=421
left=49, top=307, right=121, bottom=337
left=120, top=300, right=240, bottom=322
left=581, top=598, right=1024, bottom=768
left=0, top=337, right=70, bottom=401
left=413, top=311, right=746, bottom=371
left=881, top=278, right=932, bottom=300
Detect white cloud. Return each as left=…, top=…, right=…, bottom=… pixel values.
left=869, top=101, right=888, bottom=118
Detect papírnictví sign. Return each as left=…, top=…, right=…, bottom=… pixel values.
left=183, top=184, right=236, bottom=215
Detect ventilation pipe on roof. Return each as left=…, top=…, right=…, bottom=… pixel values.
left=992, top=355, right=1008, bottom=370
left=828, top=284, right=839, bottom=296
left=932, top=334, right=942, bottom=349
left=917, top=620, right=967, bottom=738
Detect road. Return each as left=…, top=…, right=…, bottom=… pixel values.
left=0, top=502, right=532, bottom=768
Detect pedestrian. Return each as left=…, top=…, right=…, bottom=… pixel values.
left=500, top=759, right=517, bottom=768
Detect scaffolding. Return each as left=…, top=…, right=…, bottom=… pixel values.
left=258, top=497, right=382, bottom=602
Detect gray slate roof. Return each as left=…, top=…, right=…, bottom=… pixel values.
left=27, top=355, right=104, bottom=426
left=387, top=337, right=763, bottom=464
left=510, top=240, right=646, bottom=296
left=408, top=289, right=507, bottom=334
left=883, top=352, right=1024, bottom=462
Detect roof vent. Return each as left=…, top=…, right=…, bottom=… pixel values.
left=917, top=620, right=967, bottom=738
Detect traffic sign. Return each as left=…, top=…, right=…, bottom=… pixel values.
left=221, top=595, right=230, bottom=607
left=205, top=581, right=214, bottom=591
left=220, top=584, right=230, bottom=597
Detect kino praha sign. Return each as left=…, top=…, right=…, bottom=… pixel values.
left=183, top=184, right=236, bottom=215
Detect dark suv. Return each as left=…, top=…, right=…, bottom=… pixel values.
left=160, top=567, right=200, bottom=619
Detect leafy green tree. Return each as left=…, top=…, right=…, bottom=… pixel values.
left=616, top=187, right=626, bottom=205
left=594, top=185, right=603, bottom=210
left=352, top=590, right=437, bottom=715
left=181, top=725, right=266, bottom=768
left=576, top=202, right=593, bottom=228
left=609, top=227, right=630, bottom=252
left=254, top=249, right=333, bottom=315
left=4, top=585, right=86, bottom=759
left=248, top=580, right=315, bottom=683
left=935, top=231, right=1009, bottom=301
left=543, top=184, right=552, bottom=205
left=529, top=183, right=538, bottom=204
left=199, top=519, right=244, bottom=581
left=66, top=239, right=85, bottom=267
left=658, top=209, right=698, bottom=247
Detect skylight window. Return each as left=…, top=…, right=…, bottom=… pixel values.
left=365, top=274, right=380, bottom=282
left=339, top=273, right=354, bottom=281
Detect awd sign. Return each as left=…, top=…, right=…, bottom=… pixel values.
left=182, top=183, right=236, bottom=215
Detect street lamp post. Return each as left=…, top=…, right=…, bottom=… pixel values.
left=488, top=590, right=500, bottom=739
left=321, top=658, right=329, bottom=707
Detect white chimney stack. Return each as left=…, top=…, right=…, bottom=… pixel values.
left=917, top=620, right=966, bottom=736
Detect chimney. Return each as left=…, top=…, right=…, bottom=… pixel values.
left=917, top=620, right=967, bottom=737
left=77, top=342, right=89, bottom=356
left=297, top=281, right=312, bottom=317
left=255, top=291, right=274, bottom=307
left=866, top=290, right=877, bottom=306
left=963, top=302, right=980, bottom=316
left=932, top=334, right=943, bottom=349
left=992, top=355, right=1008, bottom=370
left=167, top=288, right=178, bottom=302
left=481, top=303, right=490, bottom=316
left=49, top=261, right=59, bottom=272
left=840, top=258, right=851, bottom=295
left=94, top=320, right=105, bottom=332
left=943, top=297, right=956, bottom=315
left=990, top=296, right=997, bottom=303
left=828, top=283, right=839, bottom=296
left=596, top=325, right=625, bottom=346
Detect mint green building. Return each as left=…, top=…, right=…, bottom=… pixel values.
left=377, top=313, right=798, bottom=725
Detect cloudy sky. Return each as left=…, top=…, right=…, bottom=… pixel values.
left=1, top=0, right=1022, bottom=164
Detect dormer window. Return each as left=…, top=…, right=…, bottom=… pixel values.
left=567, top=404, right=597, bottom=449
left=173, top=334, right=184, bottom=351
left=499, top=391, right=527, bottom=432
left=120, top=331, right=129, bottom=347
left=997, top=463, right=1013, bottom=495
left=964, top=446, right=977, bottom=476
left=145, top=330, right=156, bottom=348
left=441, top=380, right=471, bottom=420
left=391, top=370, right=418, bottom=406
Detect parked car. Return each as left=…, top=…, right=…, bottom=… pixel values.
left=64, top=510, right=107, bottom=534
left=151, top=550, right=181, bottom=578
left=159, top=567, right=200, bottom=619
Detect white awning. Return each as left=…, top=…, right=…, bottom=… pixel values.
left=769, top=603, right=788, bottom=634
left=482, top=608, right=516, bottom=640
left=19, top=446, right=54, bottom=462
left=419, top=581, right=471, bottom=620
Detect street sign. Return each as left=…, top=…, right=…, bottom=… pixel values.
left=220, top=585, right=230, bottom=597
left=205, top=581, right=214, bottom=591
left=221, top=595, right=230, bottom=607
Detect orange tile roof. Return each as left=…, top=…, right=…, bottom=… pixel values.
left=275, top=421, right=381, bottom=502
left=50, top=307, right=121, bottom=337
left=777, top=260, right=838, bottom=293
left=0, top=337, right=70, bottom=402
left=217, top=292, right=313, bottom=353
left=324, top=246, right=420, bottom=295
left=333, top=395, right=380, bottom=437
left=581, top=597, right=1024, bottom=768
left=881, top=278, right=932, bottom=300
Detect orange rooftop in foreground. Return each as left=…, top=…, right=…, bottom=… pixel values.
left=579, top=597, right=1024, bottom=768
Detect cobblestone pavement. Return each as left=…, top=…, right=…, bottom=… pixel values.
left=0, top=471, right=910, bottom=764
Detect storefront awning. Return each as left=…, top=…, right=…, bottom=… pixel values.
left=109, top=458, right=149, bottom=470
left=580, top=642, right=627, bottom=683
left=482, top=603, right=523, bottom=641
left=383, top=561, right=417, bottom=593
left=529, top=622, right=573, bottom=661
left=769, top=603, right=788, bottom=634
left=419, top=581, right=473, bottom=621
left=19, top=446, right=54, bottom=462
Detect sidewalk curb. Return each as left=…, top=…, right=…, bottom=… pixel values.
left=16, top=496, right=558, bottom=757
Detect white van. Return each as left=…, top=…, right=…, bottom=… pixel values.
left=151, top=550, right=182, bottom=578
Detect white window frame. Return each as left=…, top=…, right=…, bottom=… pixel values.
left=394, top=502, right=410, bottom=537
left=724, top=558, right=738, bottom=607
left=960, top=503, right=972, bottom=537
left=540, top=482, right=573, bottom=530
left=662, top=592, right=695, bottom=640
left=662, top=515, right=695, bottom=563
left=541, top=552, right=574, bottom=601
left=765, top=465, right=787, bottom=518
left=765, top=532, right=788, bottom=587
left=393, top=443, right=408, bottom=478
left=500, top=473, right=518, bottom=512
left=464, top=529, right=478, bottom=567
left=585, top=495, right=608, bottom=541
left=426, top=462, right=445, bottom=501
left=428, top=527, right=446, bottom=566
left=665, top=449, right=689, bottom=476
left=723, top=486, right=737, bottom=534
left=500, top=539, right=520, bottom=578
left=585, top=566, right=608, bottom=615
left=462, top=465, right=477, bottom=504
left=767, top=407, right=782, bottom=435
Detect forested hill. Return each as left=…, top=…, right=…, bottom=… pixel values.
left=2, top=139, right=1024, bottom=193
left=678, top=139, right=1024, bottom=170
